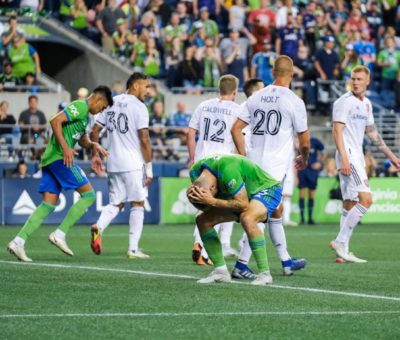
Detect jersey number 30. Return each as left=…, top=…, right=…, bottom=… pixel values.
left=107, top=111, right=129, bottom=134
left=203, top=118, right=226, bottom=143
left=252, top=109, right=282, bottom=136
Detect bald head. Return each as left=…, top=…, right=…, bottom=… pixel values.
left=272, top=55, right=294, bottom=79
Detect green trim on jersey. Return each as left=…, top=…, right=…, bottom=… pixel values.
left=190, top=154, right=280, bottom=199
left=40, top=100, right=90, bottom=168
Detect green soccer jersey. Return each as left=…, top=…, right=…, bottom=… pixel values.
left=40, top=100, right=90, bottom=168
left=190, top=154, right=280, bottom=199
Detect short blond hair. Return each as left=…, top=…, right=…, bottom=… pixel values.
left=273, top=55, right=294, bottom=77
left=219, top=75, right=239, bottom=95
left=351, top=65, right=370, bottom=77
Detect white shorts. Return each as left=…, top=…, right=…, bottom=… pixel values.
left=108, top=170, right=148, bottom=205
left=282, top=164, right=294, bottom=196
left=339, top=162, right=371, bottom=201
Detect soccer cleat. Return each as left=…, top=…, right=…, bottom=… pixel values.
left=330, top=240, right=351, bottom=262
left=284, top=220, right=298, bottom=227
left=222, top=245, right=239, bottom=258
left=197, top=268, right=231, bottom=284
left=251, top=271, right=273, bottom=285
left=282, top=258, right=307, bottom=276
left=48, top=232, right=74, bottom=256
left=90, top=224, right=102, bottom=255
left=192, top=242, right=202, bottom=263
left=335, top=257, right=347, bottom=263
left=127, top=249, right=150, bottom=259
left=346, top=252, right=367, bottom=263
left=7, top=241, right=32, bottom=262
left=231, top=262, right=258, bottom=280
left=196, top=256, right=213, bottom=266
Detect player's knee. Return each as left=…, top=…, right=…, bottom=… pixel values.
left=81, top=190, right=96, bottom=206
left=360, top=196, right=373, bottom=209
left=240, top=212, right=256, bottom=230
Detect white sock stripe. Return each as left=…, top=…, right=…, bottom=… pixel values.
left=268, top=218, right=282, bottom=225
left=130, top=206, right=145, bottom=211
left=355, top=204, right=367, bottom=214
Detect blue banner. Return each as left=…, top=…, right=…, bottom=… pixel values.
left=2, top=178, right=160, bottom=225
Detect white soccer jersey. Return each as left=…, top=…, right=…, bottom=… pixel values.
left=239, top=85, right=308, bottom=181
left=96, top=93, right=149, bottom=172
left=189, top=98, right=241, bottom=161
left=332, top=91, right=374, bottom=167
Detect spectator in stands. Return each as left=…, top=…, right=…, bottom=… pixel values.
left=12, top=160, right=31, bottom=179
left=70, top=0, right=89, bottom=36
left=168, top=100, right=191, bottom=145
left=251, top=39, right=276, bottom=86
left=24, top=72, right=40, bottom=93
left=366, top=1, right=384, bottom=42
left=111, top=80, right=124, bottom=96
left=229, top=0, right=247, bottom=33
left=247, top=0, right=275, bottom=53
left=314, top=35, right=340, bottom=81
left=146, top=83, right=165, bottom=116
left=20, top=0, right=44, bottom=10
left=314, top=10, right=333, bottom=51
left=143, top=37, right=161, bottom=77
left=96, top=0, right=126, bottom=52
left=377, top=35, right=400, bottom=91
left=353, top=29, right=376, bottom=74
left=0, top=100, right=16, bottom=143
left=1, top=15, right=19, bottom=54
left=365, top=151, right=378, bottom=178
left=320, top=157, right=337, bottom=178
left=59, top=0, right=74, bottom=23
left=302, top=0, right=317, bottom=54
left=18, top=95, right=47, bottom=145
left=276, top=0, right=298, bottom=29
left=163, top=11, right=187, bottom=53
left=193, top=0, right=220, bottom=19
left=8, top=32, right=41, bottom=79
left=275, top=12, right=304, bottom=60
left=178, top=45, right=203, bottom=94
left=341, top=44, right=363, bottom=81
left=121, top=0, right=141, bottom=30
left=166, top=36, right=183, bottom=88
left=145, top=0, right=172, bottom=28
left=113, top=18, right=135, bottom=61
left=136, top=10, right=161, bottom=40
left=190, top=21, right=207, bottom=48
left=177, top=1, right=193, bottom=34
left=194, top=6, right=219, bottom=46
left=201, top=40, right=221, bottom=88
left=0, top=60, right=21, bottom=91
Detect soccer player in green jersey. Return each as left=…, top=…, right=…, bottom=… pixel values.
left=187, top=154, right=283, bottom=285
left=7, top=86, right=113, bottom=262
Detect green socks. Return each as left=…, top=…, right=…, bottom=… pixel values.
left=249, top=235, right=270, bottom=272
left=200, top=229, right=225, bottom=267
left=58, top=190, right=96, bottom=234
left=17, top=202, right=56, bottom=240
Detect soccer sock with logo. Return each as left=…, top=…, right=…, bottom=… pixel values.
left=249, top=235, right=269, bottom=272
left=16, top=201, right=56, bottom=242
left=335, top=204, right=367, bottom=246
left=283, top=196, right=291, bottom=223
left=237, top=223, right=265, bottom=264
left=219, top=221, right=234, bottom=247
left=339, top=209, right=349, bottom=251
left=129, top=206, right=144, bottom=251
left=97, top=204, right=120, bottom=234
left=299, top=198, right=305, bottom=222
left=268, top=217, right=291, bottom=261
left=308, top=198, right=314, bottom=222
left=58, top=190, right=96, bottom=234
left=200, top=228, right=225, bottom=267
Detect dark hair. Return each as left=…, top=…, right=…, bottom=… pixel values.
left=243, top=78, right=264, bottom=98
left=126, top=72, right=148, bottom=90
left=93, top=85, right=113, bottom=106
left=28, top=95, right=38, bottom=102
left=8, top=15, right=17, bottom=23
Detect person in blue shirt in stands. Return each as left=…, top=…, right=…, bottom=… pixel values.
left=298, top=136, right=327, bottom=225
left=168, top=101, right=191, bottom=146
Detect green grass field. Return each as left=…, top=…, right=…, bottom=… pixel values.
left=1, top=223, right=400, bottom=339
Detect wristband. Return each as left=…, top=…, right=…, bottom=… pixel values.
left=145, top=162, right=153, bottom=178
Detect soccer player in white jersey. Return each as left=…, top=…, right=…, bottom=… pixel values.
left=89, top=72, right=153, bottom=259
left=231, top=56, right=310, bottom=278
left=330, top=65, right=400, bottom=263
left=187, top=75, right=241, bottom=265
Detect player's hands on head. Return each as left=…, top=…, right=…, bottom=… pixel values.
left=294, top=155, right=307, bottom=171
left=187, top=185, right=215, bottom=206
left=63, top=147, right=78, bottom=167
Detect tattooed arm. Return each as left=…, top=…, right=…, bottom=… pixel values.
left=365, top=124, right=400, bottom=170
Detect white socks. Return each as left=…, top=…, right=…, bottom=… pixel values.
left=283, top=196, right=292, bottom=223
left=268, top=217, right=291, bottom=262
left=336, top=204, right=367, bottom=248
left=14, top=236, right=25, bottom=247
left=220, top=222, right=234, bottom=247
left=339, top=209, right=349, bottom=251
left=237, top=223, right=265, bottom=264
left=54, top=229, right=66, bottom=240
left=129, top=206, right=145, bottom=251
left=97, top=204, right=120, bottom=234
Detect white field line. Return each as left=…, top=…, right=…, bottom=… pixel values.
left=1, top=311, right=400, bottom=319
left=0, top=260, right=400, bottom=303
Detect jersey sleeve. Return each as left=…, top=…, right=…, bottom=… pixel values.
left=95, top=109, right=107, bottom=127
left=188, top=105, right=202, bottom=130
left=238, top=102, right=251, bottom=124
left=220, top=164, right=245, bottom=197
left=292, top=97, right=308, bottom=133
left=366, top=99, right=375, bottom=126
left=135, top=103, right=149, bottom=130
left=332, top=96, right=348, bottom=124
left=64, top=100, right=88, bottom=122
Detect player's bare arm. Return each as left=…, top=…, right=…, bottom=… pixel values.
left=231, top=119, right=248, bottom=156
left=89, top=123, right=104, bottom=174
left=188, top=185, right=249, bottom=212
left=333, top=122, right=351, bottom=176
left=139, top=128, right=153, bottom=186
left=50, top=111, right=77, bottom=168
left=187, top=127, right=197, bottom=168
left=295, top=130, right=310, bottom=170
left=366, top=124, right=400, bottom=169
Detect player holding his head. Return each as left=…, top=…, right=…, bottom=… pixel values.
left=231, top=56, right=310, bottom=277
left=187, top=75, right=242, bottom=265
left=187, top=154, right=283, bottom=285
left=330, top=65, right=400, bottom=263
left=89, top=72, right=153, bottom=259
left=7, top=86, right=113, bottom=262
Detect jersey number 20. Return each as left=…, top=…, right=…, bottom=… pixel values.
left=252, top=109, right=282, bottom=136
